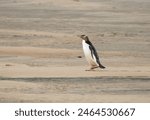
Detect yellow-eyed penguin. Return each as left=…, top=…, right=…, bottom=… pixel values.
left=79, top=35, right=105, bottom=71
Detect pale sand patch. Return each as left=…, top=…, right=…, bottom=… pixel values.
left=0, top=46, right=81, bottom=58
left=1, top=65, right=150, bottom=78
left=0, top=47, right=149, bottom=78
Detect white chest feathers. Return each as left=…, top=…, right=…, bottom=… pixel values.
left=82, top=40, right=98, bottom=66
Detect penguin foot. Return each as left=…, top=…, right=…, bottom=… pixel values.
left=85, top=67, right=98, bottom=71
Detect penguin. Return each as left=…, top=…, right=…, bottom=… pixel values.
left=79, top=35, right=105, bottom=71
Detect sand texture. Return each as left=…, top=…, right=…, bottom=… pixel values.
left=0, top=0, right=150, bottom=102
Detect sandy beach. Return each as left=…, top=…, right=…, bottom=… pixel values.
left=0, top=0, right=150, bottom=102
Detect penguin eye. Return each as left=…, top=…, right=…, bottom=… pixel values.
left=80, top=35, right=87, bottom=40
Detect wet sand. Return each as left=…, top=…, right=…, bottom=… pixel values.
left=0, top=77, right=150, bottom=103
left=0, top=0, right=150, bottom=102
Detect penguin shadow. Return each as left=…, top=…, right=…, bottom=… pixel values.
left=85, top=67, right=107, bottom=72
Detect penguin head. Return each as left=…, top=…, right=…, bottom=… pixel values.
left=78, top=35, right=89, bottom=41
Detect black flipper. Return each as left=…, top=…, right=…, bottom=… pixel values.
left=87, top=40, right=105, bottom=69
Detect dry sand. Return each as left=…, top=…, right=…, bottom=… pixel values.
left=0, top=0, right=150, bottom=102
